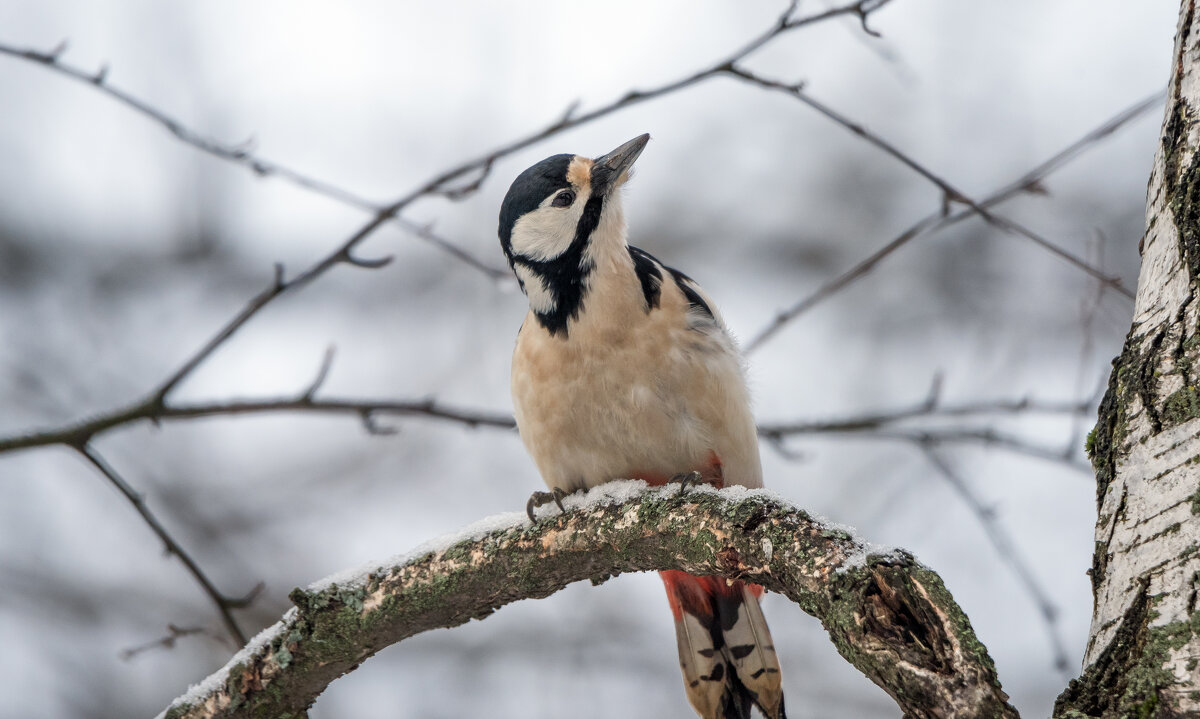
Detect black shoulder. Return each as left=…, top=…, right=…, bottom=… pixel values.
left=666, top=265, right=714, bottom=321
left=627, top=245, right=663, bottom=311
left=498, top=154, right=573, bottom=253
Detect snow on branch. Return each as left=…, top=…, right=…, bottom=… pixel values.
left=159, top=482, right=1017, bottom=719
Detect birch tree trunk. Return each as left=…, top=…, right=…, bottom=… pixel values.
left=1056, top=3, right=1200, bottom=716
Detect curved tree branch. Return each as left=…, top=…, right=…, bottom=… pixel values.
left=160, top=482, right=1017, bottom=719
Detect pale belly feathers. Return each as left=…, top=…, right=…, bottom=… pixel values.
left=511, top=284, right=762, bottom=493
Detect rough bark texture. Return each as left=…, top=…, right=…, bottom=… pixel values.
left=160, top=484, right=1016, bottom=719
left=1056, top=3, right=1200, bottom=716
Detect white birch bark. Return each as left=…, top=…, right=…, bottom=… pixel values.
left=1059, top=2, right=1200, bottom=715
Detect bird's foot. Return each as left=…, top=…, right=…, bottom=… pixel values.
left=668, top=470, right=705, bottom=497
left=526, top=487, right=568, bottom=523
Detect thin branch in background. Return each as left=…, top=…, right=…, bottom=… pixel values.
left=0, top=0, right=889, bottom=456
left=0, top=0, right=895, bottom=290
left=758, top=376, right=1095, bottom=471
left=761, top=434, right=808, bottom=462
left=3, top=373, right=1094, bottom=457
left=765, top=420, right=1095, bottom=470
left=119, top=624, right=209, bottom=660
left=758, top=374, right=1092, bottom=435
left=743, top=90, right=1163, bottom=353
left=917, top=444, right=1071, bottom=676
left=0, top=347, right=518, bottom=454
left=0, top=0, right=1120, bottom=460
left=303, top=345, right=337, bottom=401
left=723, top=65, right=1132, bottom=297
left=73, top=444, right=255, bottom=646
left=168, top=397, right=518, bottom=430
left=0, top=42, right=506, bottom=280
left=141, top=0, right=895, bottom=406
left=880, top=428, right=1092, bottom=471
left=1, top=361, right=1094, bottom=456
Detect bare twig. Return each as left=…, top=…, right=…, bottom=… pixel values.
left=724, top=65, right=1132, bottom=298
left=302, top=346, right=336, bottom=401
left=918, top=444, right=1071, bottom=676
left=977, top=92, right=1166, bottom=209
left=0, top=1, right=898, bottom=288
left=879, top=428, right=1091, bottom=470
left=0, top=42, right=505, bottom=279
left=5, top=377, right=1094, bottom=458
left=759, top=378, right=1091, bottom=435
left=0, top=343, right=513, bottom=454
left=0, top=394, right=516, bottom=454
left=74, top=444, right=255, bottom=645
left=141, top=0, right=895, bottom=406
left=0, top=0, right=889, bottom=453
left=765, top=425, right=1093, bottom=471
left=120, top=624, right=209, bottom=660
left=758, top=375, right=1094, bottom=469
left=743, top=90, right=1162, bottom=353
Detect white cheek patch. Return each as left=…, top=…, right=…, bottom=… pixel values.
left=509, top=191, right=589, bottom=262
left=512, top=262, right=556, bottom=314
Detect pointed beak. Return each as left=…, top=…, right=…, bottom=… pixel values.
left=592, top=133, right=649, bottom=195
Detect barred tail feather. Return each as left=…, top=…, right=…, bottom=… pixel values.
left=716, top=585, right=785, bottom=719
left=660, top=570, right=786, bottom=719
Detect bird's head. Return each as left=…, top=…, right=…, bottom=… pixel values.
left=498, top=134, right=649, bottom=334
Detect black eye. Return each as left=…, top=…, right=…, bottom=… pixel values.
left=551, top=190, right=575, bottom=208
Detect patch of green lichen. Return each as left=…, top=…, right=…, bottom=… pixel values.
left=440, top=543, right=474, bottom=562
left=1057, top=574, right=1200, bottom=719
left=336, top=586, right=365, bottom=612
left=719, top=493, right=780, bottom=528
left=1162, top=385, right=1200, bottom=428
left=162, top=703, right=192, bottom=719
left=820, top=527, right=853, bottom=542
left=632, top=491, right=674, bottom=524
left=1117, top=609, right=1200, bottom=718
left=222, top=661, right=248, bottom=712
left=688, top=528, right=720, bottom=556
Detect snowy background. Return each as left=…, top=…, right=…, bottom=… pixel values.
left=0, top=2, right=1179, bottom=717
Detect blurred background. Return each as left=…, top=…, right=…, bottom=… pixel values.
left=0, top=1, right=1179, bottom=717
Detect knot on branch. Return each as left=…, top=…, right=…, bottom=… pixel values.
left=859, top=567, right=955, bottom=674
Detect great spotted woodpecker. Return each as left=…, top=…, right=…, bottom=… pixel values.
left=499, top=134, right=785, bottom=719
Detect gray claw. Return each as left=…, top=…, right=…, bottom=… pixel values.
left=668, top=471, right=703, bottom=496
left=526, top=487, right=568, bottom=522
